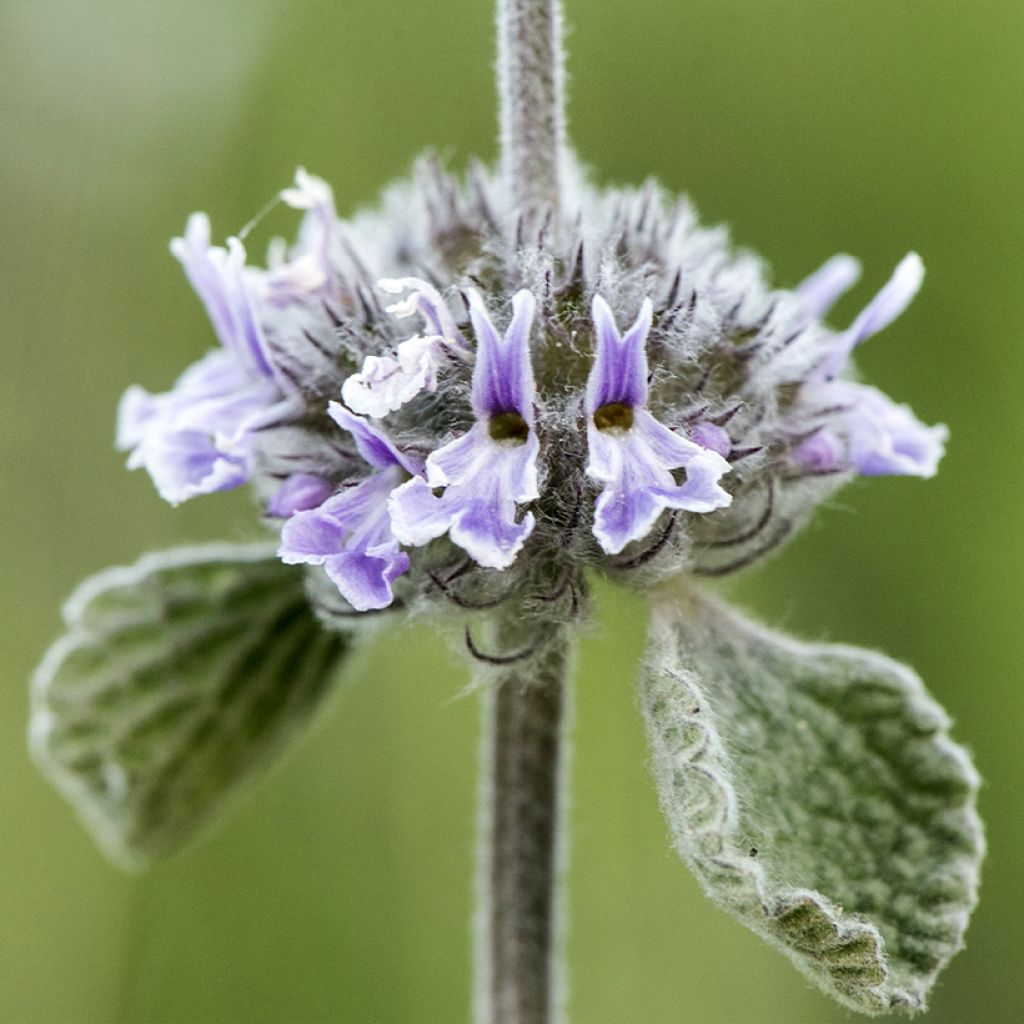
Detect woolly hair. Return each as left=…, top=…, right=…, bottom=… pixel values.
left=249, top=154, right=852, bottom=627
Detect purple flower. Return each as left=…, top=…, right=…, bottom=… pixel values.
left=585, top=295, right=732, bottom=555
left=796, top=253, right=947, bottom=478
left=796, top=384, right=947, bottom=479
left=388, top=289, right=539, bottom=569
left=840, top=383, right=948, bottom=477
left=116, top=349, right=284, bottom=505
left=170, top=213, right=284, bottom=386
left=267, top=473, right=335, bottom=518
left=341, top=277, right=466, bottom=418
left=273, top=167, right=339, bottom=300
left=116, top=214, right=302, bottom=505
left=277, top=404, right=422, bottom=611
left=813, top=251, right=925, bottom=383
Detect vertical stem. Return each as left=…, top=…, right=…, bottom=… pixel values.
left=481, top=6, right=569, bottom=1018
left=475, top=627, right=572, bottom=1024
left=497, top=0, right=566, bottom=218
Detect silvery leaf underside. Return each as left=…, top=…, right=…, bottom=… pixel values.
left=31, top=544, right=353, bottom=868
left=640, top=585, right=983, bottom=1015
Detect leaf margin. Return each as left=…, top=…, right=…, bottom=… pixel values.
left=29, top=542, right=352, bottom=869
left=639, top=582, right=984, bottom=1016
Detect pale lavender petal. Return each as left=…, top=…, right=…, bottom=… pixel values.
left=179, top=381, right=285, bottom=449
left=794, top=379, right=947, bottom=479
left=129, top=430, right=250, bottom=506
left=277, top=467, right=409, bottom=610
left=588, top=424, right=666, bottom=554
left=842, top=383, right=948, bottom=478
left=389, top=425, right=540, bottom=569
left=167, top=348, right=254, bottom=404
left=115, top=385, right=160, bottom=451
left=170, top=215, right=233, bottom=353
left=275, top=166, right=336, bottom=296
left=817, top=252, right=924, bottom=380
left=588, top=411, right=732, bottom=555
left=631, top=411, right=715, bottom=468
left=795, top=254, right=861, bottom=320
left=846, top=253, right=925, bottom=345
left=170, top=214, right=280, bottom=382
left=386, top=476, right=458, bottom=548
left=323, top=547, right=410, bottom=612
left=422, top=429, right=483, bottom=488
left=593, top=484, right=663, bottom=557
left=469, top=288, right=536, bottom=419
left=449, top=499, right=534, bottom=569
left=327, top=401, right=422, bottom=475
left=587, top=295, right=653, bottom=412
left=278, top=508, right=348, bottom=564
left=322, top=473, right=403, bottom=552
left=267, top=474, right=334, bottom=517
left=341, top=335, right=447, bottom=418
left=379, top=277, right=463, bottom=344
left=666, top=450, right=737, bottom=511
left=224, top=237, right=279, bottom=380
left=117, top=349, right=282, bottom=504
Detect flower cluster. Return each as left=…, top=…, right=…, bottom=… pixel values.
left=118, top=161, right=946, bottom=621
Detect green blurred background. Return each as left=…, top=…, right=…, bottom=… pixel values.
left=2, top=1, right=1021, bottom=1021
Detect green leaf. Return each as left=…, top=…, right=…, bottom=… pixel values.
left=31, top=544, right=355, bottom=868
left=640, top=584, right=983, bottom=1016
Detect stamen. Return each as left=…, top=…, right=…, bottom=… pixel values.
left=488, top=410, right=531, bottom=443
left=592, top=402, right=634, bottom=431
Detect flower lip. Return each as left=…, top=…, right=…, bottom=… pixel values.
left=584, top=293, right=733, bottom=555
left=340, top=276, right=467, bottom=418
left=387, top=288, right=539, bottom=570
left=277, top=403, right=422, bottom=612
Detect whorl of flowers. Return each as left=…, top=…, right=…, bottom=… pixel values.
left=117, top=158, right=947, bottom=622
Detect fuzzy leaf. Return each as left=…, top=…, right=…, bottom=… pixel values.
left=31, top=544, right=354, bottom=868
left=640, top=585, right=983, bottom=1015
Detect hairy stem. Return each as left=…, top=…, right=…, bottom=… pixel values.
left=475, top=626, right=573, bottom=1024
left=497, top=0, right=566, bottom=219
